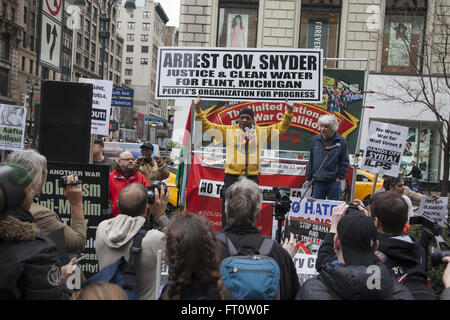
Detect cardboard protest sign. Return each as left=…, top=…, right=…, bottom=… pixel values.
left=290, top=217, right=330, bottom=246
left=79, top=78, right=113, bottom=136
left=37, top=162, right=109, bottom=278
left=156, top=47, right=323, bottom=102
left=0, top=104, right=26, bottom=151
left=417, top=197, right=448, bottom=228
left=361, top=121, right=408, bottom=176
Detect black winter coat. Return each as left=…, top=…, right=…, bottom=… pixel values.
left=0, top=207, right=72, bottom=300
left=296, top=261, right=413, bottom=300
left=217, top=225, right=300, bottom=300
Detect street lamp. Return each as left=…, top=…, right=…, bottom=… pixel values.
left=75, top=0, right=136, bottom=79
left=26, top=78, right=39, bottom=141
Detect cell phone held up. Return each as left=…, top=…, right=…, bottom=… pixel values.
left=61, top=176, right=82, bottom=187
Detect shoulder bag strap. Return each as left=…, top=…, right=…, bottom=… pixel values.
left=216, top=232, right=239, bottom=256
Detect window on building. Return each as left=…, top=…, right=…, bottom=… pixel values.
left=127, top=33, right=134, bottom=41
left=141, top=34, right=148, bottom=42
left=117, top=21, right=121, bottom=29
left=29, top=35, right=34, bottom=51
left=140, top=58, right=148, bottom=64
left=381, top=0, right=427, bottom=73
left=299, top=0, right=341, bottom=68
left=91, top=42, right=96, bottom=55
left=84, top=57, right=89, bottom=69
left=77, top=32, right=82, bottom=46
left=126, top=57, right=133, bottom=64
left=143, top=11, right=151, bottom=18
left=30, top=11, right=35, bottom=28
left=2, top=3, right=6, bottom=17
left=217, top=0, right=258, bottom=48
left=114, top=74, right=120, bottom=84
left=11, top=8, right=15, bottom=22
left=85, top=19, right=90, bottom=33
left=0, top=33, right=9, bottom=60
left=29, top=59, right=33, bottom=74
left=109, top=71, right=113, bottom=80
left=125, top=79, right=132, bottom=85
left=127, top=22, right=135, bottom=29
left=84, top=38, right=89, bottom=51
left=76, top=52, right=81, bottom=65
left=21, top=56, right=25, bottom=70
left=23, top=6, right=27, bottom=24
left=90, top=60, right=95, bottom=72
left=142, top=23, right=150, bottom=31
left=110, top=54, right=113, bottom=66
left=126, top=45, right=134, bottom=52
left=141, top=46, right=149, bottom=53
left=125, top=68, right=132, bottom=75
left=117, top=44, right=122, bottom=56
left=0, top=67, right=8, bottom=96
left=22, top=31, right=27, bottom=48
left=92, top=25, right=97, bottom=38
left=115, top=59, right=120, bottom=70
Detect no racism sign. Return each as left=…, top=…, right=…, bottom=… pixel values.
left=156, top=47, right=323, bottom=103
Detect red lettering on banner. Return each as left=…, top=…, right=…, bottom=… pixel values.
left=291, top=132, right=301, bottom=143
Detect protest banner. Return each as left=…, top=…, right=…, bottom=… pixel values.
left=360, top=121, right=408, bottom=176
left=79, top=78, right=113, bottom=136
left=156, top=47, right=323, bottom=102
left=289, top=217, right=330, bottom=246
left=37, top=162, right=109, bottom=278
left=417, top=197, right=449, bottom=228
left=0, top=104, right=26, bottom=151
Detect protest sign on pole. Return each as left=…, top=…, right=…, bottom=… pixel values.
left=79, top=78, right=113, bottom=136
left=360, top=121, right=408, bottom=176
left=0, top=104, right=26, bottom=151
left=156, top=47, right=323, bottom=103
left=417, top=197, right=449, bottom=228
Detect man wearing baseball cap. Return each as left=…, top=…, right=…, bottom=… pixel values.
left=93, top=138, right=115, bottom=172
left=296, top=204, right=413, bottom=300
left=194, top=96, right=293, bottom=228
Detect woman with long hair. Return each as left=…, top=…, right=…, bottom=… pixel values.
left=230, top=15, right=245, bottom=47
left=159, top=213, right=225, bottom=300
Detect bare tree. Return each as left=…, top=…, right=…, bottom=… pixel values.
left=375, top=0, right=450, bottom=195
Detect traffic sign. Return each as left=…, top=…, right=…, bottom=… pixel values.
left=38, top=0, right=63, bottom=72
left=40, top=14, right=62, bottom=70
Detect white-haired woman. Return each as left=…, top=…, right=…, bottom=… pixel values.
left=304, top=114, right=350, bottom=200
left=6, top=149, right=86, bottom=254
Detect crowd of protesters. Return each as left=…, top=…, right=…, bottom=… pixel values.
left=0, top=130, right=449, bottom=300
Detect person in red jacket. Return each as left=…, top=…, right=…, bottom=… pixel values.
left=109, top=151, right=149, bottom=218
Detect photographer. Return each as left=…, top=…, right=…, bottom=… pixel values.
left=297, top=203, right=413, bottom=300
left=95, top=182, right=170, bottom=300
left=0, top=162, right=75, bottom=299
left=7, top=149, right=86, bottom=254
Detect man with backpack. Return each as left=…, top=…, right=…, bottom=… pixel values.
left=369, top=191, right=437, bottom=299
left=216, top=176, right=300, bottom=300
left=94, top=183, right=170, bottom=300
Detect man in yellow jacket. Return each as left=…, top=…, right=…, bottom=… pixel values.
left=194, top=97, right=294, bottom=227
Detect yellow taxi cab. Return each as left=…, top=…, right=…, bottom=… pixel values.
left=354, top=169, right=384, bottom=204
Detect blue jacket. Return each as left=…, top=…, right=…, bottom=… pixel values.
left=306, top=132, right=350, bottom=182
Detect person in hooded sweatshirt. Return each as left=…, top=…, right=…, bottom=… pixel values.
left=369, top=191, right=437, bottom=299
left=94, top=182, right=170, bottom=300
left=297, top=204, right=413, bottom=300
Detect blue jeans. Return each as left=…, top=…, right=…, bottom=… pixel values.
left=312, top=180, right=341, bottom=200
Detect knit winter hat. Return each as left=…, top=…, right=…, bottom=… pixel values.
left=238, top=108, right=254, bottom=119
left=0, top=162, right=32, bottom=188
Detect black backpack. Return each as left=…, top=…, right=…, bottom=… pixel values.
left=375, top=251, right=437, bottom=300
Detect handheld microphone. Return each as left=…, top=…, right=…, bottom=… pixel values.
left=244, top=126, right=250, bottom=139
left=325, top=143, right=340, bottom=151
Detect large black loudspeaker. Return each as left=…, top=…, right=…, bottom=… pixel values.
left=39, top=81, right=93, bottom=163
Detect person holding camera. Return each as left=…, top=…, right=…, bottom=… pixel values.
left=369, top=192, right=436, bottom=299
left=109, top=151, right=149, bottom=218
left=95, top=182, right=169, bottom=300
left=6, top=149, right=87, bottom=254
left=0, top=162, right=75, bottom=299
left=297, top=203, right=413, bottom=300
left=135, top=142, right=169, bottom=186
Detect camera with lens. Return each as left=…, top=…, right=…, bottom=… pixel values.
left=409, top=215, right=450, bottom=267
left=60, top=176, right=82, bottom=187
left=262, top=186, right=291, bottom=220
left=147, top=181, right=168, bottom=204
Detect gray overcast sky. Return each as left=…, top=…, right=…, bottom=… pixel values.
left=157, top=0, right=180, bottom=27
